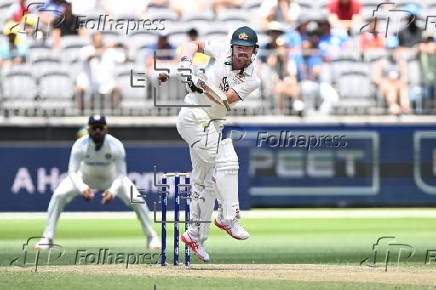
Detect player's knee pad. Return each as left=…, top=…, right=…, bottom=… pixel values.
left=213, top=139, right=239, bottom=221
left=215, top=138, right=239, bottom=172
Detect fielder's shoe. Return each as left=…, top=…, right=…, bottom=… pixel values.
left=181, top=232, right=209, bottom=262
left=34, top=237, right=54, bottom=250
left=147, top=236, right=161, bottom=250
left=215, top=215, right=250, bottom=240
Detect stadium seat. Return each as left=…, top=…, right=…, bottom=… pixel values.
left=243, top=0, right=262, bottom=10
left=31, top=57, right=62, bottom=78
left=38, top=71, right=76, bottom=116
left=117, top=70, right=154, bottom=115
left=363, top=48, right=387, bottom=62
left=168, top=30, right=189, bottom=48
left=232, top=87, right=265, bottom=116
left=395, top=0, right=423, bottom=9
left=360, top=0, right=382, bottom=19
left=329, top=58, right=364, bottom=85
left=180, top=11, right=215, bottom=32
left=69, top=59, right=83, bottom=80
left=1, top=69, right=38, bottom=116
left=204, top=30, right=229, bottom=43
left=100, top=30, right=124, bottom=45
left=400, top=48, right=418, bottom=61
left=130, top=30, right=158, bottom=50
left=60, top=35, right=88, bottom=49
left=28, top=43, right=55, bottom=63
left=146, top=8, right=179, bottom=22
left=295, top=0, right=316, bottom=16
left=216, top=9, right=248, bottom=22
left=334, top=70, right=377, bottom=114
left=0, top=1, right=13, bottom=27
left=181, top=11, right=214, bottom=22
left=61, top=37, right=89, bottom=63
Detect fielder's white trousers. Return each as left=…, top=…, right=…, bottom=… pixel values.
left=42, top=175, right=157, bottom=240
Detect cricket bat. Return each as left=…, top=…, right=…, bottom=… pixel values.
left=196, top=78, right=231, bottom=111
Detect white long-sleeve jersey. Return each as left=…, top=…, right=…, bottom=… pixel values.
left=68, top=134, right=126, bottom=195
left=184, top=41, right=261, bottom=120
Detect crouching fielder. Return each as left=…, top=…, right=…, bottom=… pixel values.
left=173, top=26, right=261, bottom=261
left=35, top=116, right=160, bottom=250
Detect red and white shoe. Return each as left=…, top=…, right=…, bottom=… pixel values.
left=181, top=232, right=210, bottom=262
left=214, top=215, right=250, bottom=240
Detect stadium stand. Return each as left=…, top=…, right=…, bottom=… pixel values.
left=0, top=0, right=435, bottom=118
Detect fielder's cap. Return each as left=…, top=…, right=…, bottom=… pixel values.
left=231, top=26, right=258, bottom=48
left=88, top=115, right=106, bottom=125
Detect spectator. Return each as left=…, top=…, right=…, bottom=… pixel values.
left=170, top=0, right=210, bottom=17
left=187, top=28, right=199, bottom=42
left=318, top=19, right=350, bottom=61
left=373, top=40, right=409, bottom=115
left=297, top=30, right=340, bottom=115
left=260, top=0, right=301, bottom=29
left=328, top=0, right=361, bottom=34
left=52, top=0, right=86, bottom=51
left=359, top=18, right=385, bottom=51
left=259, top=21, right=285, bottom=63
left=76, top=32, right=128, bottom=111
left=282, top=17, right=309, bottom=50
left=272, top=48, right=300, bottom=115
left=418, top=32, right=436, bottom=112
left=398, top=4, right=423, bottom=48
left=213, top=0, right=242, bottom=13
left=299, top=31, right=323, bottom=82
left=0, top=22, right=27, bottom=66
left=257, top=22, right=300, bottom=114
left=6, top=0, right=29, bottom=23
left=186, top=28, right=209, bottom=66
left=38, top=0, right=65, bottom=27
left=145, top=33, right=176, bottom=74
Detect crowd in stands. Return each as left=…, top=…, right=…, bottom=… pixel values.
left=0, top=0, right=435, bottom=117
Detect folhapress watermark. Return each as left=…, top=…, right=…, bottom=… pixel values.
left=75, top=14, right=165, bottom=35
left=10, top=237, right=161, bottom=271
left=256, top=131, right=348, bottom=151
left=75, top=249, right=161, bottom=268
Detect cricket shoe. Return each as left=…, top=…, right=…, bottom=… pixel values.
left=34, top=237, right=54, bottom=250
left=181, top=232, right=209, bottom=262
left=147, top=236, right=161, bottom=250
left=214, top=215, right=250, bottom=240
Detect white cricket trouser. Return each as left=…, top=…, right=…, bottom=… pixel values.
left=42, top=175, right=157, bottom=240
left=176, top=107, right=221, bottom=243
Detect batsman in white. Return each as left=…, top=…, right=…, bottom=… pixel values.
left=35, top=116, right=160, bottom=250
left=172, top=26, right=261, bottom=261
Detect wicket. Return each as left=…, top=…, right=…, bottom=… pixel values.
left=158, top=173, right=191, bottom=266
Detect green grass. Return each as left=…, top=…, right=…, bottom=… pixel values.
left=1, top=271, right=432, bottom=290
left=1, top=209, right=436, bottom=289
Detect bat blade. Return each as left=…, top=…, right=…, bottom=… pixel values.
left=197, top=79, right=231, bottom=111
